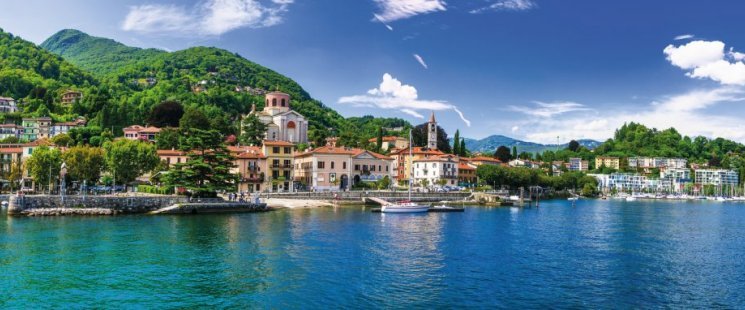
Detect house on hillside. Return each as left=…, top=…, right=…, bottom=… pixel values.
left=0, top=97, right=18, bottom=113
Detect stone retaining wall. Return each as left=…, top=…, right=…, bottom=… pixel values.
left=260, top=191, right=471, bottom=201
left=8, top=195, right=197, bottom=216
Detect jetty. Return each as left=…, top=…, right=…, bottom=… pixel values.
left=149, top=202, right=269, bottom=214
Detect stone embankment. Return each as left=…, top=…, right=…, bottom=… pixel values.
left=22, top=208, right=119, bottom=216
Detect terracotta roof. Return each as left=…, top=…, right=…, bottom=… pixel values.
left=23, top=138, right=53, bottom=147
left=157, top=149, right=186, bottom=156
left=123, top=125, right=145, bottom=131
left=0, top=147, right=22, bottom=154
left=139, top=126, right=161, bottom=134
left=367, top=136, right=403, bottom=143
left=263, top=140, right=295, bottom=146
left=390, top=146, right=445, bottom=156
left=353, top=149, right=393, bottom=160
left=229, top=146, right=266, bottom=159
left=458, top=162, right=476, bottom=170
left=295, top=146, right=392, bottom=161
left=469, top=156, right=503, bottom=163
left=0, top=124, right=19, bottom=128
left=414, top=154, right=459, bottom=162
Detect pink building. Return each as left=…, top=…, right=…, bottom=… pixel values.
left=123, top=125, right=161, bottom=142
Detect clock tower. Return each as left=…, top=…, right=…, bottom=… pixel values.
left=427, top=111, right=438, bottom=150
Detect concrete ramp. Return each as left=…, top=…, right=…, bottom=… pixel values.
left=149, top=204, right=182, bottom=214
left=365, top=197, right=390, bottom=206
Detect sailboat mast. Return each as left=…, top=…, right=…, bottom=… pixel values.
left=409, top=130, right=413, bottom=201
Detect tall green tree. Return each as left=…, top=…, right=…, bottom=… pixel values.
left=567, top=140, right=580, bottom=152
left=376, top=127, right=384, bottom=152
left=494, top=146, right=511, bottom=163
left=103, top=139, right=159, bottom=185
left=239, top=113, right=268, bottom=146
left=25, top=146, right=62, bottom=191
left=148, top=100, right=184, bottom=127
left=156, top=127, right=181, bottom=150
left=179, top=108, right=211, bottom=132
left=61, top=146, right=105, bottom=184
left=453, top=130, right=460, bottom=155
left=459, top=138, right=467, bottom=156
left=165, top=129, right=238, bottom=197
left=512, top=146, right=518, bottom=160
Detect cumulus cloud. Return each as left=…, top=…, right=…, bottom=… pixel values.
left=470, top=0, right=537, bottom=14
left=509, top=101, right=591, bottom=118
left=413, top=54, right=428, bottom=69
left=674, top=34, right=694, bottom=41
left=664, top=40, right=745, bottom=85
left=372, top=0, right=446, bottom=23
left=122, top=0, right=293, bottom=36
left=338, top=73, right=471, bottom=126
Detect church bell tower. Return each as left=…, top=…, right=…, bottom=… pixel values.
left=427, top=111, right=438, bottom=150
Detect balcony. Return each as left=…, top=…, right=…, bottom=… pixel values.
left=271, top=164, right=292, bottom=169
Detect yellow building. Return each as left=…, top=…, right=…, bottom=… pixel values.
left=262, top=140, right=295, bottom=192
left=595, top=156, right=620, bottom=170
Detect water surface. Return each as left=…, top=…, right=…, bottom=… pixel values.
left=1, top=200, right=744, bottom=308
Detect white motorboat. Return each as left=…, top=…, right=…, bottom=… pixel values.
left=567, top=197, right=579, bottom=201
left=382, top=201, right=429, bottom=213
left=381, top=131, right=428, bottom=214
left=625, top=196, right=637, bottom=202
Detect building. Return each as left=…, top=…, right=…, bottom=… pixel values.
left=508, top=159, right=539, bottom=169
left=660, top=168, right=692, bottom=193
left=568, top=158, right=589, bottom=172
left=294, top=138, right=393, bottom=191
left=595, top=156, right=620, bottom=170
left=467, top=156, right=503, bottom=167
left=243, top=91, right=309, bottom=144
left=123, top=125, right=161, bottom=142
left=694, top=169, right=739, bottom=186
left=0, top=97, right=18, bottom=113
left=412, top=154, right=459, bottom=188
left=61, top=90, right=83, bottom=104
left=0, top=124, right=22, bottom=140
left=262, top=140, right=295, bottom=192
left=230, top=146, right=266, bottom=193
left=427, top=112, right=438, bottom=150
left=592, top=173, right=649, bottom=192
left=458, top=161, right=478, bottom=187
left=366, top=136, right=409, bottom=152
left=50, top=118, right=86, bottom=137
left=628, top=157, right=687, bottom=170
left=21, top=117, right=52, bottom=141
left=0, top=144, right=22, bottom=175
left=157, top=149, right=188, bottom=167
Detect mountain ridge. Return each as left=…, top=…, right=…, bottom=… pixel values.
left=463, top=135, right=601, bottom=154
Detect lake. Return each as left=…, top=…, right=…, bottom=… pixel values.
left=2, top=199, right=744, bottom=308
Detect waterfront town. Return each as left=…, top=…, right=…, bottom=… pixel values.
left=0, top=90, right=740, bottom=198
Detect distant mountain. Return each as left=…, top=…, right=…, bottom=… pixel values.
left=41, top=29, right=164, bottom=76
left=463, top=135, right=601, bottom=154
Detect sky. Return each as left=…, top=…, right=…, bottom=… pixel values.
left=2, top=0, right=745, bottom=144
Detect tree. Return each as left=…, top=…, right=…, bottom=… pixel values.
left=25, top=146, right=62, bottom=192
left=148, top=101, right=184, bottom=127
left=51, top=133, right=73, bottom=147
left=61, top=146, right=105, bottom=184
left=8, top=159, right=23, bottom=192
left=156, top=127, right=180, bottom=150
left=239, top=113, right=268, bottom=146
left=164, top=129, right=238, bottom=197
left=377, top=175, right=391, bottom=190
left=567, top=140, right=580, bottom=152
left=453, top=130, right=460, bottom=155
left=179, top=108, right=211, bottom=132
left=494, top=146, right=511, bottom=163
left=376, top=127, right=384, bottom=152
left=411, top=123, right=452, bottom=153
left=459, top=138, right=467, bottom=156
left=103, top=139, right=159, bottom=185
left=512, top=146, right=518, bottom=160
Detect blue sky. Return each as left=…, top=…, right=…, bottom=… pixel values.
left=2, top=0, right=745, bottom=143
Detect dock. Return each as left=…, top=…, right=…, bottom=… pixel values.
left=370, top=206, right=465, bottom=213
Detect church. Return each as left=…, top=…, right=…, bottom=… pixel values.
left=243, top=91, right=308, bottom=144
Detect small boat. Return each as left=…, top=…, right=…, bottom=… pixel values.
left=431, top=204, right=456, bottom=210
left=567, top=197, right=579, bottom=201
left=381, top=131, right=428, bottom=214
left=382, top=201, right=429, bottom=213
left=625, top=196, right=637, bottom=202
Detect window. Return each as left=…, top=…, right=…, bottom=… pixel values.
left=273, top=147, right=280, bottom=154
left=284, top=147, right=291, bottom=154
left=281, top=98, right=286, bottom=107
left=273, top=159, right=280, bottom=167
left=386, top=166, right=389, bottom=172
left=370, top=165, right=375, bottom=172
left=318, top=161, right=325, bottom=169
left=272, top=98, right=277, bottom=106
left=331, top=162, right=335, bottom=169
left=284, top=160, right=291, bottom=167
left=272, top=171, right=279, bottom=178
left=354, top=165, right=360, bottom=171
left=378, top=165, right=382, bottom=171
left=343, top=162, right=347, bottom=169
left=284, top=171, right=290, bottom=179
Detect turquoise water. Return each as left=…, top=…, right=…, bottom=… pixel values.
left=2, top=200, right=745, bottom=308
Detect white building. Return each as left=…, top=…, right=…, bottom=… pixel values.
left=660, top=168, right=692, bottom=193
left=694, top=169, right=739, bottom=186
left=629, top=157, right=687, bottom=169
left=0, top=97, right=18, bottom=113
left=412, top=154, right=459, bottom=187
left=569, top=158, right=589, bottom=172
left=244, top=91, right=309, bottom=144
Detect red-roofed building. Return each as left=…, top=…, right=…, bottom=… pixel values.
left=412, top=154, right=460, bottom=187
left=229, top=145, right=267, bottom=192
left=367, top=135, right=409, bottom=151
left=123, top=125, right=162, bottom=142
left=294, top=138, right=393, bottom=191
left=390, top=146, right=446, bottom=185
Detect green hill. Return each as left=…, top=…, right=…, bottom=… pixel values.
left=0, top=28, right=96, bottom=102
left=40, top=29, right=164, bottom=77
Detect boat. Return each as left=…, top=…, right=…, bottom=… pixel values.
left=567, top=197, right=579, bottom=201
left=625, top=196, right=637, bottom=202
left=381, top=131, right=428, bottom=214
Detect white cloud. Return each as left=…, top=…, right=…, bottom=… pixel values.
left=674, top=34, right=694, bottom=41
left=511, top=126, right=519, bottom=133
left=509, top=101, right=591, bottom=118
left=413, top=54, right=428, bottom=69
left=507, top=87, right=745, bottom=144
left=122, top=0, right=293, bottom=36
left=664, top=40, right=745, bottom=85
left=339, top=73, right=471, bottom=126
left=372, top=0, right=446, bottom=23
left=470, top=0, right=537, bottom=14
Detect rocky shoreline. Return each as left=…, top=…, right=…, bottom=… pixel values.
left=22, top=208, right=119, bottom=216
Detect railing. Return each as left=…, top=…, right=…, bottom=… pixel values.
left=258, top=191, right=471, bottom=201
